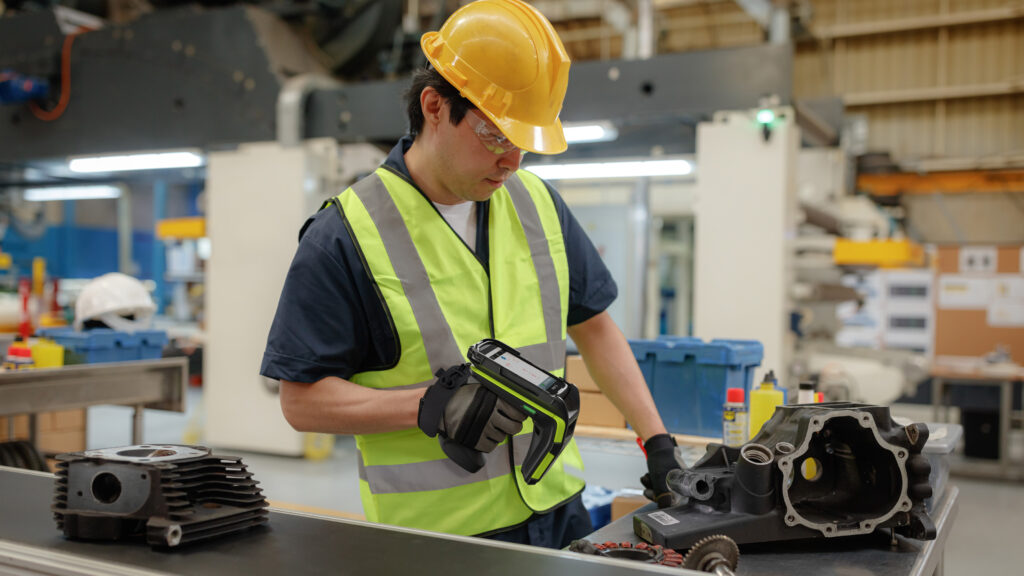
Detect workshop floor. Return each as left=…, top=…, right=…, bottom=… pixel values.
left=87, top=388, right=1024, bottom=572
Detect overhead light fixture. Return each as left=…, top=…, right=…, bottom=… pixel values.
left=68, top=151, right=204, bottom=173
left=525, top=159, right=693, bottom=181
left=23, top=185, right=122, bottom=202
left=563, top=121, right=619, bottom=145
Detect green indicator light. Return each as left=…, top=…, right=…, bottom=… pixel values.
left=521, top=405, right=537, bottom=415
left=756, top=109, right=775, bottom=124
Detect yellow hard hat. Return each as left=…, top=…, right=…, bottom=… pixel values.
left=420, top=0, right=571, bottom=155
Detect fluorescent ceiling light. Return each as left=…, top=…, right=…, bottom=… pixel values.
left=563, top=121, right=618, bottom=144
left=68, top=151, right=204, bottom=173
left=24, top=185, right=122, bottom=201
left=526, top=159, right=693, bottom=181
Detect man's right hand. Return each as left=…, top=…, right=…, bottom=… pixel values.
left=418, top=365, right=526, bottom=453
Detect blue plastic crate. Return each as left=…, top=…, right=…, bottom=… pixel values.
left=38, top=328, right=119, bottom=364
left=37, top=328, right=168, bottom=364
left=629, top=337, right=763, bottom=437
left=113, top=332, right=141, bottom=361
left=136, top=330, right=168, bottom=360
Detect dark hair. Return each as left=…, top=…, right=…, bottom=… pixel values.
left=405, top=65, right=474, bottom=136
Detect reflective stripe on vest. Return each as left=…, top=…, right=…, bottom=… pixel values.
left=503, top=176, right=566, bottom=371
left=336, top=167, right=584, bottom=535
left=357, top=432, right=585, bottom=494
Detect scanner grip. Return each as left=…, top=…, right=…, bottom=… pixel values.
left=520, top=412, right=556, bottom=484
left=439, top=435, right=485, bottom=473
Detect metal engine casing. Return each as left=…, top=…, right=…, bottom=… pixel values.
left=53, top=445, right=268, bottom=548
left=634, top=403, right=936, bottom=549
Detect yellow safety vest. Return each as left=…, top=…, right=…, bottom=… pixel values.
left=334, top=166, right=586, bottom=536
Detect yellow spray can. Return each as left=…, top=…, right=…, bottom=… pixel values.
left=749, top=370, right=784, bottom=439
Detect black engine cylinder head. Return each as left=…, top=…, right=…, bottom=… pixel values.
left=52, top=445, right=268, bottom=548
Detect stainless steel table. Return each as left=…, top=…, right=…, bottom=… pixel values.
left=0, top=358, right=188, bottom=445
left=586, top=487, right=958, bottom=576
left=0, top=466, right=696, bottom=575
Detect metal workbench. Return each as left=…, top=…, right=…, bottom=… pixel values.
left=586, top=486, right=958, bottom=576
left=0, top=466, right=693, bottom=575
left=0, top=358, right=188, bottom=445
left=0, top=464, right=959, bottom=576
left=930, top=357, right=1024, bottom=481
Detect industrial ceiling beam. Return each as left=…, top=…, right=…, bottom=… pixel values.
left=308, top=43, right=793, bottom=144
left=0, top=7, right=791, bottom=164
left=859, top=170, right=1024, bottom=197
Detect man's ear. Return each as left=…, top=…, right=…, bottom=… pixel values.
left=420, top=87, right=444, bottom=130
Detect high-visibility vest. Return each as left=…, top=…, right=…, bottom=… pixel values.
left=333, top=166, right=586, bottom=536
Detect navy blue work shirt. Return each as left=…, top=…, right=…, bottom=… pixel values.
left=260, top=136, right=617, bottom=384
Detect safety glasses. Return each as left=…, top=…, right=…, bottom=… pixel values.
left=465, top=109, right=526, bottom=157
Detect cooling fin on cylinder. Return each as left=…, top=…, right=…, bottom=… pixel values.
left=52, top=445, right=268, bottom=548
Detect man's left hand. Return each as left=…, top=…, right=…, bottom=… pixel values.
left=640, top=434, right=682, bottom=508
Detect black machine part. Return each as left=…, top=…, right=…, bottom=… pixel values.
left=0, top=440, right=49, bottom=472
left=53, top=445, right=268, bottom=548
left=634, top=403, right=936, bottom=549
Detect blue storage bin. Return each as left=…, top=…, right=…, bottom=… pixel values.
left=581, top=485, right=615, bottom=530
left=37, top=328, right=168, bottom=364
left=113, top=332, right=141, bottom=361
left=629, top=337, right=763, bottom=437
left=136, top=330, right=169, bottom=360
left=38, top=328, right=119, bottom=364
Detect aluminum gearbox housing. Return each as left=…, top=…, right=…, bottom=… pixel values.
left=634, top=403, right=936, bottom=549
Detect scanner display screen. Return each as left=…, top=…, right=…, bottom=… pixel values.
left=486, top=347, right=557, bottom=390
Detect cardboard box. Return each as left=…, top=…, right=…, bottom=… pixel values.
left=565, top=354, right=600, bottom=392
left=36, top=428, right=86, bottom=454
left=0, top=415, right=29, bottom=441
left=611, top=494, right=649, bottom=521
left=50, top=409, right=86, bottom=430
left=579, top=390, right=626, bottom=428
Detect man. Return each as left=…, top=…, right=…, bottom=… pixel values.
left=260, top=0, right=681, bottom=549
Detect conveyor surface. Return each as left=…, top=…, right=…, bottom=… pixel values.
left=0, top=466, right=685, bottom=575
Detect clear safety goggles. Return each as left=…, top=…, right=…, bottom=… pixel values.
left=465, top=109, right=526, bottom=157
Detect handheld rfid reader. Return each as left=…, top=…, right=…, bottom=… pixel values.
left=467, top=339, right=580, bottom=484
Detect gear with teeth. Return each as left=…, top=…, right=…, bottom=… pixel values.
left=681, top=534, right=739, bottom=574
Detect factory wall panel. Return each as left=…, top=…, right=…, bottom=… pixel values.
left=834, top=30, right=939, bottom=93
left=794, top=45, right=833, bottom=100
left=659, top=2, right=761, bottom=53
left=945, top=20, right=1024, bottom=85
left=545, top=0, right=1022, bottom=169
left=793, top=1, right=1024, bottom=166
left=548, top=0, right=1024, bottom=166
left=943, top=95, right=1024, bottom=160
left=850, top=101, right=936, bottom=160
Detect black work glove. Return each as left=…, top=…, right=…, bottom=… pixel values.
left=640, top=434, right=682, bottom=508
left=439, top=381, right=525, bottom=452
left=418, top=365, right=526, bottom=453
